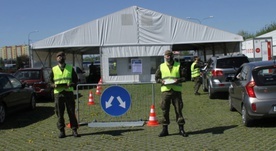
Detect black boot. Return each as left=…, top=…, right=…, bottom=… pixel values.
left=158, top=125, right=169, bottom=137
left=72, top=130, right=80, bottom=137
left=179, top=125, right=188, bottom=137
left=59, top=129, right=66, bottom=138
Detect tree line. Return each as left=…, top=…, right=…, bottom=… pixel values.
left=238, top=22, right=276, bottom=39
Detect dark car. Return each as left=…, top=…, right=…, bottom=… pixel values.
left=202, top=54, right=250, bottom=99
left=0, top=73, right=36, bottom=124
left=228, top=60, right=276, bottom=126
left=13, top=67, right=53, bottom=101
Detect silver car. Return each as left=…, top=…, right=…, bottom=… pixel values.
left=202, top=54, right=249, bottom=99
left=228, top=60, right=276, bottom=127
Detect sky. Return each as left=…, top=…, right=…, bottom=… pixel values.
left=1, top=0, right=276, bottom=47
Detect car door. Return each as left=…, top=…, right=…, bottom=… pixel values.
left=0, top=75, right=19, bottom=111
left=7, top=75, right=30, bottom=109
left=202, top=58, right=213, bottom=90
left=231, top=65, right=249, bottom=112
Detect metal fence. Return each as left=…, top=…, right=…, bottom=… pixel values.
left=75, top=82, right=161, bottom=127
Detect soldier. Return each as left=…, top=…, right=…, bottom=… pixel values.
left=191, top=56, right=203, bottom=95
left=49, top=51, right=80, bottom=138
left=155, top=50, right=188, bottom=137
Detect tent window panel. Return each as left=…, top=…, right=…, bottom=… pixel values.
left=108, top=56, right=163, bottom=76
left=121, top=14, right=133, bottom=26
left=109, top=58, right=117, bottom=76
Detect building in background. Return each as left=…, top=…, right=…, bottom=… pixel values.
left=0, top=45, right=29, bottom=60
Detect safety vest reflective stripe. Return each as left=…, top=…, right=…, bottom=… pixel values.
left=160, top=62, right=182, bottom=92
left=53, top=65, right=74, bottom=94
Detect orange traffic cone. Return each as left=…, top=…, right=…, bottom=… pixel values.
left=95, top=87, right=101, bottom=95
left=147, top=105, right=159, bottom=126
left=87, top=91, right=95, bottom=105
left=66, top=115, right=78, bottom=128
left=96, top=85, right=102, bottom=90
left=95, top=78, right=102, bottom=95
left=66, top=122, right=80, bottom=128
left=98, top=78, right=102, bottom=84
left=96, top=78, right=102, bottom=90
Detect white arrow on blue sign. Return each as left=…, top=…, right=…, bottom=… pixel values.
left=100, top=86, right=131, bottom=116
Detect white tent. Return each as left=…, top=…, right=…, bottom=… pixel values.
left=32, top=6, right=243, bottom=83
left=257, top=30, right=276, bottom=57
left=241, top=30, right=275, bottom=61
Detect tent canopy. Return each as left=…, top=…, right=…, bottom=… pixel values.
left=31, top=6, right=244, bottom=83
left=32, top=6, right=243, bottom=54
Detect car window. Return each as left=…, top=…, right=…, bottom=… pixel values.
left=0, top=75, right=13, bottom=89
left=7, top=75, right=22, bottom=88
left=254, top=67, right=276, bottom=86
left=239, top=66, right=249, bottom=81
left=216, top=57, right=249, bottom=68
left=14, top=70, right=40, bottom=80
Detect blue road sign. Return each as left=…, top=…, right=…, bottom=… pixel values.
left=101, top=86, right=131, bottom=116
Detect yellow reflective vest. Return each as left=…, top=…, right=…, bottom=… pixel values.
left=191, top=62, right=200, bottom=78
left=52, top=65, right=74, bottom=94
left=160, top=62, right=182, bottom=92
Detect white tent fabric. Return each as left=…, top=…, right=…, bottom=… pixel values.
left=241, top=30, right=275, bottom=61
left=32, top=6, right=243, bottom=83
left=257, top=30, right=276, bottom=46
left=33, top=6, right=242, bottom=49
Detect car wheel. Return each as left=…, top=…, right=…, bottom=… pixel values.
left=228, top=95, right=235, bottom=111
left=0, top=103, right=6, bottom=124
left=29, top=95, right=36, bottom=110
left=242, top=105, right=252, bottom=127
left=208, top=85, right=215, bottom=99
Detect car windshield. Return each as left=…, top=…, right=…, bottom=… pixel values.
left=254, top=67, right=276, bottom=86
left=0, top=75, right=13, bottom=90
left=216, top=57, right=249, bottom=68
left=14, top=70, right=41, bottom=80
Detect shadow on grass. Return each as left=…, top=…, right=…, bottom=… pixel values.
left=0, top=106, right=55, bottom=130
left=186, top=125, right=238, bottom=135
left=79, top=128, right=144, bottom=137
left=194, top=92, right=229, bottom=100
left=250, top=118, right=276, bottom=128
left=36, top=93, right=84, bottom=103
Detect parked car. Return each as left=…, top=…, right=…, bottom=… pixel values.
left=73, top=66, right=87, bottom=84
left=0, top=73, right=36, bottom=124
left=202, top=54, right=249, bottom=99
left=227, top=60, right=276, bottom=126
left=13, top=67, right=53, bottom=101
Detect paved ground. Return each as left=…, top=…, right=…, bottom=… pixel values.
left=0, top=81, right=276, bottom=151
